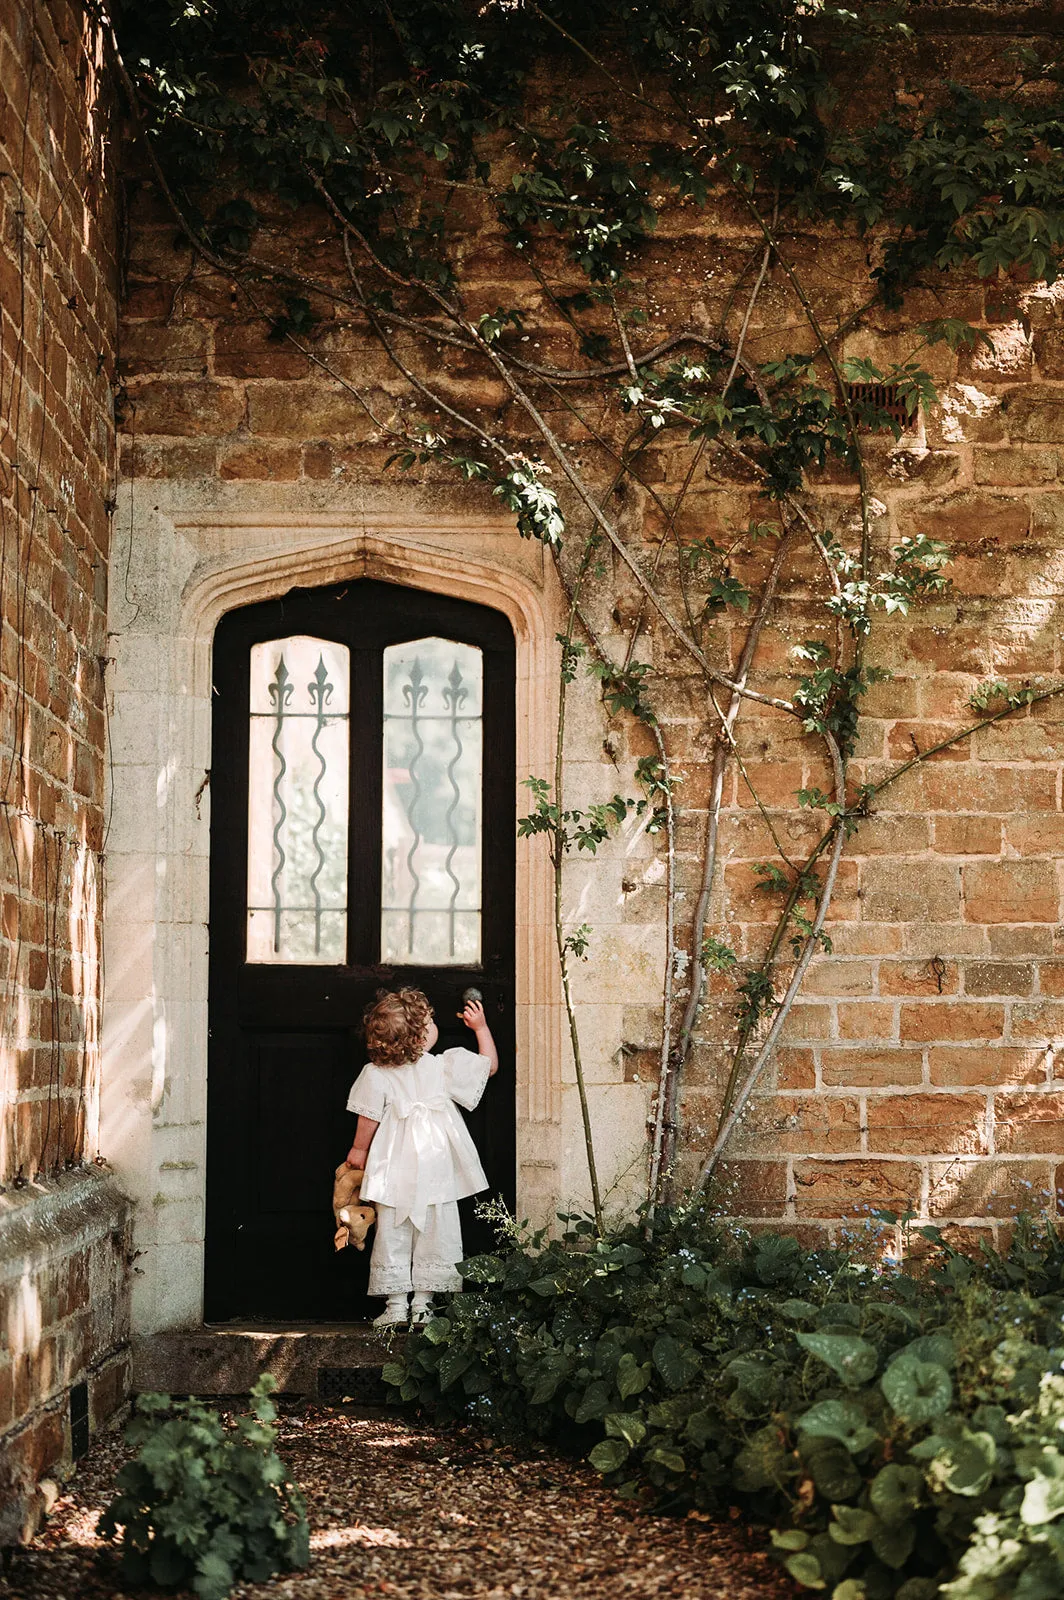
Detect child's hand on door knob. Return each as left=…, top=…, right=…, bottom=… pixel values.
left=457, top=994, right=499, bottom=1076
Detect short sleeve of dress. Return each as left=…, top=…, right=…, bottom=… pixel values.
left=346, top=1064, right=387, bottom=1121
left=438, top=1046, right=493, bottom=1112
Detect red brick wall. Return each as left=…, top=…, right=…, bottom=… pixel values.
left=0, top=0, right=116, bottom=1185
left=0, top=0, right=130, bottom=1539
left=116, top=9, right=1064, bottom=1251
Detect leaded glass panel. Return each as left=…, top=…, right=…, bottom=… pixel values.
left=247, top=636, right=349, bottom=964
left=381, top=638, right=482, bottom=966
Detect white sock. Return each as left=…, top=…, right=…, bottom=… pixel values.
left=410, top=1292, right=433, bottom=1319
left=373, top=1293, right=409, bottom=1326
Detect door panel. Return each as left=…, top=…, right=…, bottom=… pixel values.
left=252, top=1034, right=351, bottom=1215
left=206, top=581, right=516, bottom=1322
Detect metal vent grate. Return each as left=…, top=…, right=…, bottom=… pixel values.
left=317, top=1366, right=389, bottom=1405
left=845, top=382, right=910, bottom=429
left=70, top=1380, right=89, bottom=1460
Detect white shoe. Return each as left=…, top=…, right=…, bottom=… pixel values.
left=409, top=1294, right=434, bottom=1325
left=373, top=1294, right=409, bottom=1328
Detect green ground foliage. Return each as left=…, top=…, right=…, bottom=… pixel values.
left=384, top=1213, right=1064, bottom=1599
left=97, top=1375, right=309, bottom=1600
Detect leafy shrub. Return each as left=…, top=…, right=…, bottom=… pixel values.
left=97, top=1374, right=309, bottom=1600
left=383, top=1208, right=1064, bottom=1600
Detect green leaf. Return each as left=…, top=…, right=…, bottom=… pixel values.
left=684, top=1410, right=717, bottom=1448
left=529, top=1354, right=572, bottom=1405
left=881, top=1357, right=953, bottom=1424
left=420, top=1316, right=452, bottom=1344
left=645, top=1446, right=686, bottom=1473
left=652, top=1334, right=700, bottom=1391
left=647, top=1397, right=695, bottom=1430
left=1021, top=1451, right=1064, bottom=1525
left=781, top=1299, right=820, bottom=1324
left=771, top=1529, right=810, bottom=1551
left=617, top=1352, right=652, bottom=1399
left=589, top=1438, right=630, bottom=1473
left=436, top=1348, right=472, bottom=1391
left=797, top=1332, right=879, bottom=1387
left=891, top=1333, right=955, bottom=1370
left=869, top=1463, right=923, bottom=1525
left=785, top=1551, right=827, bottom=1589
left=938, top=1430, right=997, bottom=1497
left=735, top=1424, right=793, bottom=1492
left=380, top=1362, right=406, bottom=1388
left=828, top=1505, right=878, bottom=1546
left=802, top=1438, right=863, bottom=1502
left=871, top=1517, right=916, bottom=1568
left=832, top=1582, right=868, bottom=1600
left=574, top=1380, right=611, bottom=1424
left=605, top=1411, right=647, bottom=1448
left=798, top=1400, right=879, bottom=1454
left=193, top=1552, right=235, bottom=1600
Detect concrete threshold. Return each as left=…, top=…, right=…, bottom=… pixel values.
left=133, top=1324, right=404, bottom=1400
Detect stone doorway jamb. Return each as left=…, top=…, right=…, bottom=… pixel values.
left=100, top=511, right=562, bottom=1338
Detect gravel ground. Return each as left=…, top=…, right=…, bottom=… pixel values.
left=1, top=1403, right=795, bottom=1599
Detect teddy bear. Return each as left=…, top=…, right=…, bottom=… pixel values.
left=332, top=1162, right=377, bottom=1251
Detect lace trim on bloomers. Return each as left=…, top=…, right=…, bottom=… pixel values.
left=368, top=1258, right=463, bottom=1295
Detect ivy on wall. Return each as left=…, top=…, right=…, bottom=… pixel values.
left=104, top=0, right=1064, bottom=1221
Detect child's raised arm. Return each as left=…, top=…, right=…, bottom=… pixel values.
left=458, top=998, right=498, bottom=1076
left=346, top=1115, right=379, bottom=1170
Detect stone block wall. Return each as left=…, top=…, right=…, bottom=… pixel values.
left=113, top=6, right=1064, bottom=1254
left=0, top=1171, right=132, bottom=1542
left=0, top=0, right=130, bottom=1540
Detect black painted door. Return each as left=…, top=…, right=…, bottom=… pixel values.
left=205, top=580, right=516, bottom=1322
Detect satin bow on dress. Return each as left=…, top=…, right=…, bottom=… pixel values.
left=346, top=1049, right=492, bottom=1230
left=387, top=1091, right=456, bottom=1230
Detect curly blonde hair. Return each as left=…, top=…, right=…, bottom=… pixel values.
left=363, top=987, right=433, bottom=1067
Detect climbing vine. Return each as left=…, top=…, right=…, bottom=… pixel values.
left=105, top=0, right=1064, bottom=1219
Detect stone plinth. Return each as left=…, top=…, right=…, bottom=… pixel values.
left=0, top=1169, right=134, bottom=1543
left=133, top=1324, right=400, bottom=1400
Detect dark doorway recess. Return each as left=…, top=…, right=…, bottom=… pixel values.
left=206, top=580, right=516, bottom=1322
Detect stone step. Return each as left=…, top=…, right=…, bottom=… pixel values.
left=133, top=1325, right=404, bottom=1403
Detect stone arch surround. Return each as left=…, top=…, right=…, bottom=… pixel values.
left=100, top=501, right=564, bottom=1336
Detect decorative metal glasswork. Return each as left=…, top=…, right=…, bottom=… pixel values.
left=381, top=638, right=482, bottom=966
left=247, top=637, right=350, bottom=964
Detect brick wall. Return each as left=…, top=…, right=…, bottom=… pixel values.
left=0, top=0, right=115, bottom=1184
left=689, top=278, right=1064, bottom=1249
left=0, top=0, right=131, bottom=1540
left=116, top=8, right=1064, bottom=1251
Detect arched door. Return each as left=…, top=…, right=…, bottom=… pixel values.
left=205, top=580, right=516, bottom=1322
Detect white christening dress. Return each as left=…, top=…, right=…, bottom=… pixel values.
left=346, top=1047, right=492, bottom=1296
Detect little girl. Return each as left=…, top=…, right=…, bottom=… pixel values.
left=345, top=986, right=498, bottom=1327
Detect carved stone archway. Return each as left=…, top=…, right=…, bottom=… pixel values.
left=101, top=507, right=563, bottom=1336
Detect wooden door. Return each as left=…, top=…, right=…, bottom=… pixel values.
left=205, top=580, right=516, bottom=1322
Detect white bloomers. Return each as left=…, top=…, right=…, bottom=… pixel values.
left=367, top=1200, right=464, bottom=1296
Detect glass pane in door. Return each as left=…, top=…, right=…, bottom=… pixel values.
left=381, top=637, right=482, bottom=965
left=247, top=636, right=350, bottom=964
